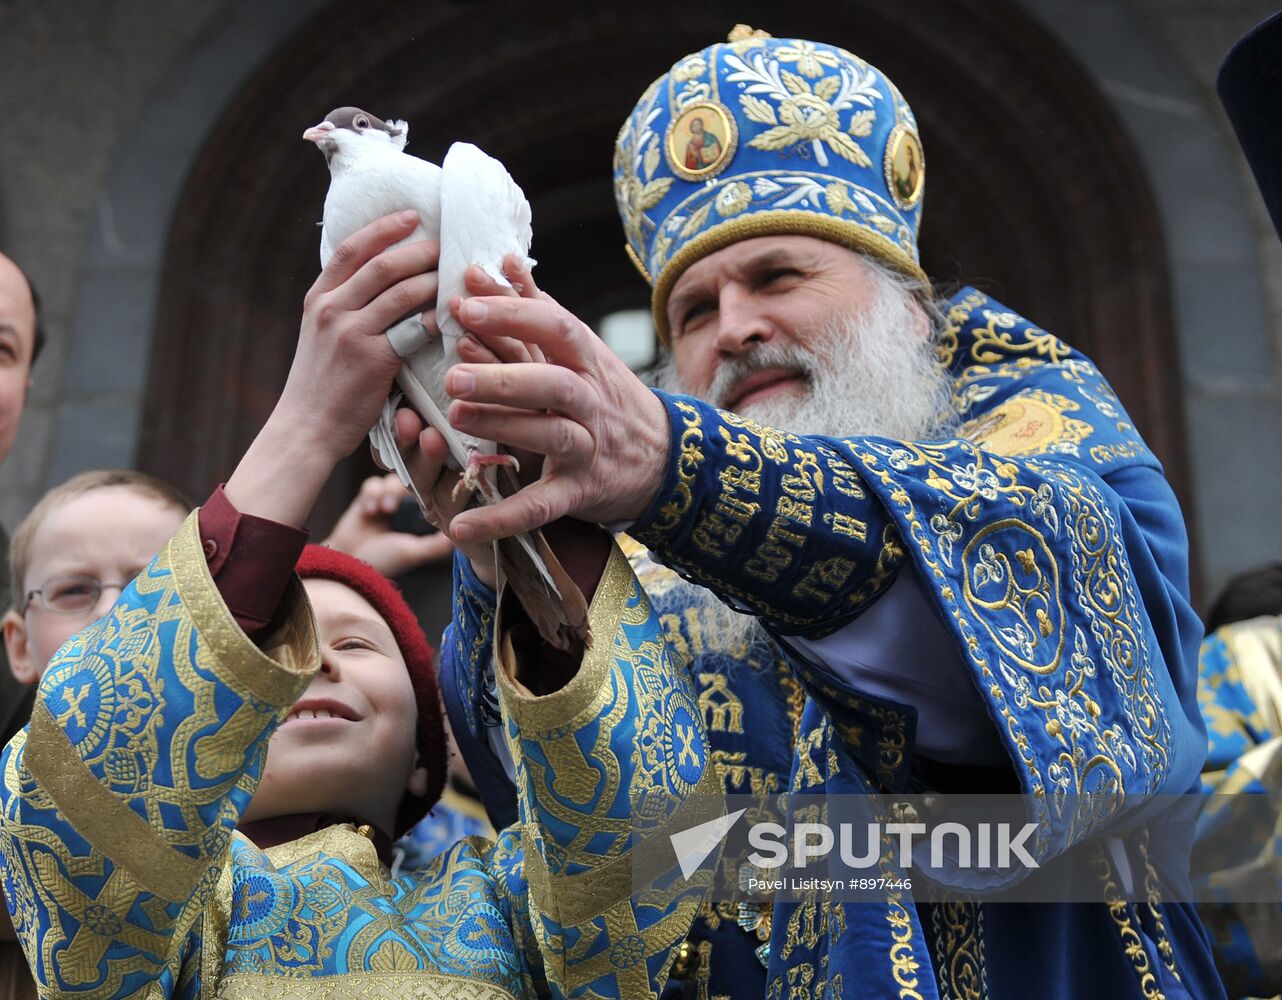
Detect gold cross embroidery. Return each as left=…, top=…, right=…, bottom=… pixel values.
left=56, top=683, right=93, bottom=729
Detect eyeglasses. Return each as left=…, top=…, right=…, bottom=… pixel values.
left=21, top=574, right=134, bottom=615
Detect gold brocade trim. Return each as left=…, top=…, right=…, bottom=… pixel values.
left=650, top=210, right=928, bottom=343
left=257, top=825, right=389, bottom=888
left=496, top=541, right=632, bottom=734
left=728, top=24, right=772, bottom=42
left=930, top=900, right=987, bottom=1000
left=616, top=533, right=649, bottom=562
left=1139, top=831, right=1182, bottom=984
left=169, top=512, right=319, bottom=708
left=626, top=241, right=652, bottom=282
left=204, top=864, right=234, bottom=997
left=1091, top=844, right=1165, bottom=1000
left=1223, top=616, right=1282, bottom=737
left=217, top=970, right=518, bottom=999
left=24, top=700, right=207, bottom=903
left=520, top=755, right=724, bottom=928
left=562, top=898, right=702, bottom=996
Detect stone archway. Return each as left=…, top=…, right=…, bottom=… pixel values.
left=137, top=0, right=1187, bottom=537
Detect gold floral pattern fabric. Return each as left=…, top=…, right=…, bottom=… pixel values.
left=626, top=288, right=1210, bottom=997
left=0, top=522, right=715, bottom=998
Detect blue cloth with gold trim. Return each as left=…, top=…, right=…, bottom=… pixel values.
left=445, top=287, right=1226, bottom=998
left=443, top=533, right=798, bottom=998
left=1194, top=616, right=1282, bottom=997
left=0, top=517, right=717, bottom=999
left=628, top=288, right=1222, bottom=998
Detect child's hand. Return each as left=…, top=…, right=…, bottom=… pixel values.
left=324, top=473, right=453, bottom=578
left=227, top=212, right=439, bottom=529
left=277, top=212, right=439, bottom=464
left=371, top=254, right=552, bottom=590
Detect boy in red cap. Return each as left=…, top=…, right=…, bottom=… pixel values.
left=0, top=213, right=716, bottom=998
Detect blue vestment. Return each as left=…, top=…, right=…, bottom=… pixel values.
left=444, top=288, right=1226, bottom=998
left=0, top=519, right=717, bottom=998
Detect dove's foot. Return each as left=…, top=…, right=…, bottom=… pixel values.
left=453, top=452, right=521, bottom=503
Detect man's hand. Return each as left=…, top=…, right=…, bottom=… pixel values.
left=324, top=473, right=453, bottom=577
left=440, top=291, right=670, bottom=546
left=369, top=255, right=554, bottom=589
left=226, top=212, right=439, bottom=529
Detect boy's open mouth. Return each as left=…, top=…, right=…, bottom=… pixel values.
left=283, top=698, right=362, bottom=725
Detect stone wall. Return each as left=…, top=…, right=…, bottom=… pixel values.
left=0, top=0, right=1278, bottom=599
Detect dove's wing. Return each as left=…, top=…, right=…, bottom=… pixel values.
left=320, top=224, right=336, bottom=269
left=395, top=334, right=475, bottom=471
left=436, top=142, right=534, bottom=361
left=394, top=142, right=536, bottom=467
left=322, top=152, right=442, bottom=254
left=320, top=133, right=588, bottom=650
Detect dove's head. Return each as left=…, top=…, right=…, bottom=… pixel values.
left=304, top=107, right=409, bottom=167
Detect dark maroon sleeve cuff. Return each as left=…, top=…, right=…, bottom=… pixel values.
left=197, top=485, right=309, bottom=635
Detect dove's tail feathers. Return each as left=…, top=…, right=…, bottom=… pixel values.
left=393, top=357, right=590, bottom=648
left=464, top=465, right=562, bottom=599
left=488, top=462, right=591, bottom=650
left=396, top=363, right=473, bottom=472
left=495, top=528, right=592, bottom=652
left=369, top=394, right=432, bottom=512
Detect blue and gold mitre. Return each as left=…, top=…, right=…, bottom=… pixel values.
left=614, top=25, right=928, bottom=342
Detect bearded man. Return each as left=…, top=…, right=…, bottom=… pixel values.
left=429, top=26, right=1224, bottom=999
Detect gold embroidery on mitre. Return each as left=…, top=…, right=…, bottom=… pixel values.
left=885, top=123, right=925, bottom=211
left=728, top=24, right=772, bottom=42
left=666, top=102, right=738, bottom=182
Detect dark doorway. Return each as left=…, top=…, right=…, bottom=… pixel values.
left=140, top=0, right=1189, bottom=559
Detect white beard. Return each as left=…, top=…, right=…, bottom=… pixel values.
left=652, top=268, right=957, bottom=648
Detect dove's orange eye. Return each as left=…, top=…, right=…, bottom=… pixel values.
left=354, top=115, right=370, bottom=129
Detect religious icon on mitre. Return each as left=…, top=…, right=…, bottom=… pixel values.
left=885, top=123, right=925, bottom=210
left=667, top=101, right=738, bottom=181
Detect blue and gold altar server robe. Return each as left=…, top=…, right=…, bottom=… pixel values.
left=0, top=514, right=719, bottom=999
left=1194, top=615, right=1282, bottom=997
left=445, top=534, right=801, bottom=998
left=446, top=288, right=1226, bottom=999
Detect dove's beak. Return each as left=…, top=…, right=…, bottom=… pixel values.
left=303, top=121, right=335, bottom=143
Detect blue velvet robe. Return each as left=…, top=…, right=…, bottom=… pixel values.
left=444, top=288, right=1225, bottom=999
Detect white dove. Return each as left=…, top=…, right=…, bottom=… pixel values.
left=304, top=107, right=590, bottom=650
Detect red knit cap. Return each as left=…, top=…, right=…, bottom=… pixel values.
left=294, top=544, right=447, bottom=836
